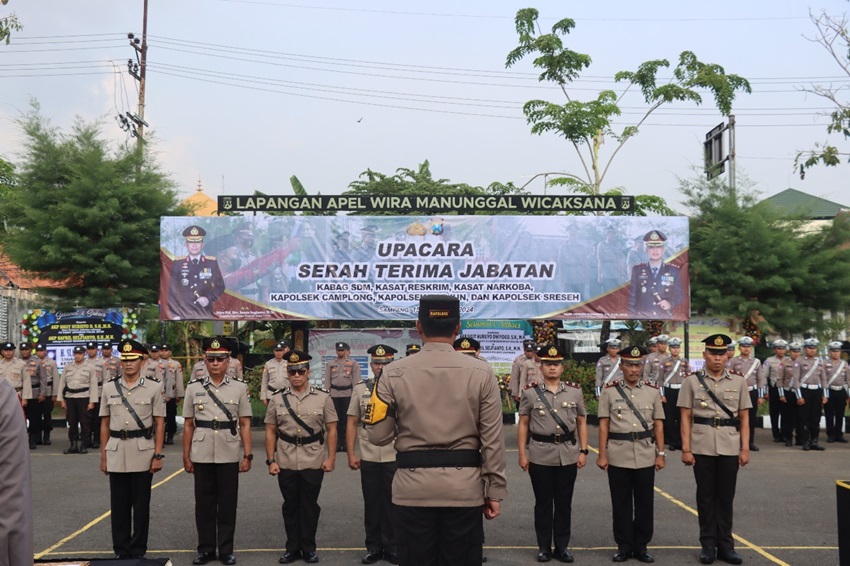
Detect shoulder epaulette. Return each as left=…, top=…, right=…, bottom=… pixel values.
left=643, top=381, right=659, bottom=388
left=188, top=377, right=203, bottom=385
left=147, top=376, right=161, bottom=383
left=205, top=255, right=216, bottom=260
left=175, top=255, right=187, bottom=261
left=728, top=370, right=744, bottom=377
left=564, top=381, right=581, bottom=389
left=524, top=381, right=539, bottom=389
left=231, top=376, right=246, bottom=383
left=109, top=375, right=120, bottom=382
left=272, top=386, right=289, bottom=395
left=605, top=381, right=620, bottom=388
left=314, top=386, right=330, bottom=394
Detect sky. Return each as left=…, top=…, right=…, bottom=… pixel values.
left=2, top=0, right=849, bottom=213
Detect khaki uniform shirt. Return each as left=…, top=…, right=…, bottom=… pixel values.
left=642, top=351, right=670, bottom=384
left=792, top=356, right=826, bottom=391
left=823, top=358, right=849, bottom=392
left=183, top=376, right=252, bottom=464
left=0, top=380, right=34, bottom=566
left=265, top=386, right=338, bottom=470
left=191, top=360, right=209, bottom=382
left=761, top=355, right=786, bottom=388
left=347, top=380, right=396, bottom=463
left=515, top=357, right=540, bottom=396
left=594, top=355, right=622, bottom=395
left=519, top=381, right=585, bottom=466
left=261, top=358, right=288, bottom=401
left=367, top=342, right=508, bottom=507
left=509, top=353, right=527, bottom=397
left=85, top=357, right=106, bottom=399
left=39, top=356, right=59, bottom=397
left=0, top=358, right=31, bottom=399
left=659, top=356, right=689, bottom=396
left=99, top=377, right=166, bottom=472
left=323, top=355, right=362, bottom=399
left=775, top=357, right=800, bottom=395
left=599, top=380, right=664, bottom=469
left=727, top=356, right=764, bottom=394
left=21, top=356, right=41, bottom=399
left=227, top=358, right=243, bottom=381
left=162, top=359, right=185, bottom=399
left=56, top=361, right=97, bottom=403
left=678, top=370, right=752, bottom=456
left=102, top=356, right=121, bottom=382
left=142, top=358, right=164, bottom=383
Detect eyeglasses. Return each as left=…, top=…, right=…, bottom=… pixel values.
left=287, top=368, right=308, bottom=376
left=205, top=356, right=228, bottom=363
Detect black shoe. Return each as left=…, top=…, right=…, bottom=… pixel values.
left=784, top=439, right=792, bottom=447
left=612, top=551, right=630, bottom=562
left=810, top=441, right=825, bottom=451
left=667, top=445, right=677, bottom=452
left=699, top=546, right=716, bottom=564
left=772, top=437, right=783, bottom=443
left=748, top=444, right=759, bottom=451
left=165, top=434, right=174, bottom=445
left=64, top=441, right=79, bottom=454
left=304, top=551, right=319, bottom=563
left=802, top=441, right=811, bottom=451
left=43, top=431, right=52, bottom=445
left=192, top=552, right=217, bottom=565
left=28, top=434, right=37, bottom=450
left=537, top=550, right=552, bottom=562
left=78, top=445, right=88, bottom=454
left=795, top=439, right=804, bottom=446
left=554, top=548, right=574, bottom=563
left=278, top=551, right=301, bottom=564
left=837, top=436, right=849, bottom=443
left=220, top=554, right=236, bottom=565
left=362, top=551, right=382, bottom=564
left=384, top=552, right=399, bottom=565
left=482, top=557, right=487, bottom=563
left=633, top=551, right=654, bottom=563
left=717, top=550, right=743, bottom=564
left=827, top=437, right=835, bottom=443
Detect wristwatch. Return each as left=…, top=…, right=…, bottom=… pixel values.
left=153, top=453, right=165, bottom=460
left=579, top=448, right=589, bottom=455
left=265, top=458, right=275, bottom=466
left=657, top=451, right=666, bottom=457
left=243, top=453, right=254, bottom=461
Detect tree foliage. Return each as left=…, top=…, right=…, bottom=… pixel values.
left=506, top=8, right=751, bottom=195
left=681, top=174, right=850, bottom=337
left=0, top=3, right=21, bottom=45
left=795, top=10, right=850, bottom=178
left=0, top=103, right=188, bottom=308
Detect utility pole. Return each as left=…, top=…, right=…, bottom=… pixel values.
left=119, top=0, right=150, bottom=145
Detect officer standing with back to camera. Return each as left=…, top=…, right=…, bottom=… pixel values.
left=267, top=350, right=337, bottom=565
left=517, top=344, right=588, bottom=564
left=99, top=339, right=166, bottom=559
left=597, top=345, right=665, bottom=564
left=183, top=337, right=253, bottom=566
left=365, top=295, right=508, bottom=566
left=323, top=341, right=362, bottom=452
left=659, top=338, right=689, bottom=452
left=405, top=344, right=421, bottom=356
left=347, top=344, right=399, bottom=565
left=726, top=336, right=764, bottom=451
left=679, top=334, right=751, bottom=566
left=35, top=343, right=58, bottom=445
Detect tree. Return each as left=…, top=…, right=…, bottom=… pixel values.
left=0, top=102, right=189, bottom=308
left=795, top=10, right=850, bottom=178
left=506, top=8, right=751, bottom=201
left=0, top=1, right=21, bottom=45
left=681, top=173, right=850, bottom=337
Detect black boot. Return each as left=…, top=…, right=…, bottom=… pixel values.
left=91, top=434, right=100, bottom=449
left=165, top=433, right=174, bottom=446
left=35, top=432, right=44, bottom=445
left=28, top=433, right=38, bottom=450
left=810, top=438, right=825, bottom=451
left=78, top=440, right=88, bottom=454
left=64, top=440, right=80, bottom=454
left=802, top=440, right=811, bottom=451
left=43, top=430, right=51, bottom=445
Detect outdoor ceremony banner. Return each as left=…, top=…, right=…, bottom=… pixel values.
left=160, top=215, right=689, bottom=321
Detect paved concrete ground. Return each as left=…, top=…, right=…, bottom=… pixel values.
left=32, top=424, right=846, bottom=565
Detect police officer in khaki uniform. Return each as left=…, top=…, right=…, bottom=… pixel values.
left=598, top=346, right=665, bottom=563
left=595, top=338, right=623, bottom=397
left=778, top=342, right=803, bottom=446
left=726, top=336, right=763, bottom=451
left=660, top=338, right=689, bottom=451
left=824, top=341, right=849, bottom=443
left=0, top=342, right=31, bottom=407
left=85, top=341, right=106, bottom=449
left=266, top=350, right=337, bottom=565
left=183, top=337, right=253, bottom=566
left=160, top=343, right=184, bottom=445
left=0, top=378, right=33, bottom=566
left=261, top=341, right=290, bottom=406
left=518, top=344, right=588, bottom=563
left=35, top=343, right=58, bottom=445
left=56, top=345, right=97, bottom=454
left=99, top=339, right=166, bottom=559
left=347, top=345, right=399, bottom=565
left=760, top=339, right=788, bottom=443
left=20, top=343, right=43, bottom=449
left=792, top=338, right=828, bottom=451
left=323, top=341, right=362, bottom=452
left=642, top=335, right=670, bottom=385
left=679, top=334, right=751, bottom=566
left=511, top=340, right=538, bottom=401
left=142, top=345, right=165, bottom=382
left=405, top=344, right=421, bottom=356
left=366, top=295, right=508, bottom=566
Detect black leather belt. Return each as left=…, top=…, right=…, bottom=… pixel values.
left=693, top=416, right=740, bottom=428
left=110, top=427, right=153, bottom=440
left=195, top=420, right=237, bottom=434
left=277, top=430, right=324, bottom=446
left=609, top=430, right=654, bottom=442
left=531, top=431, right=576, bottom=445
left=64, top=386, right=89, bottom=394
left=330, top=384, right=353, bottom=390
left=396, top=449, right=481, bottom=468
left=267, top=385, right=278, bottom=392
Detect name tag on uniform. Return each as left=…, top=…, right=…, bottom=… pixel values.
left=196, top=392, right=206, bottom=396
left=110, top=394, right=121, bottom=398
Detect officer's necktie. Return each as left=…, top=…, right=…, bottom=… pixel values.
left=192, top=258, right=199, bottom=266
left=651, top=267, right=658, bottom=278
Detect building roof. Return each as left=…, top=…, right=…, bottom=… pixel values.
left=761, top=188, right=849, bottom=220
left=182, top=177, right=218, bottom=216
left=0, top=248, right=68, bottom=290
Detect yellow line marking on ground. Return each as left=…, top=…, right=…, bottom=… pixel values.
left=34, top=468, right=185, bottom=560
